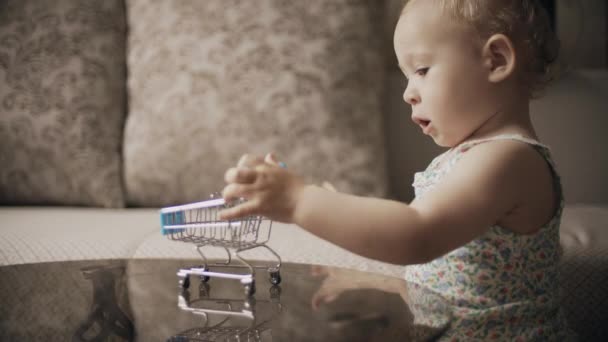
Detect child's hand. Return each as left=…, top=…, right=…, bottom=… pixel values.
left=219, top=153, right=305, bottom=223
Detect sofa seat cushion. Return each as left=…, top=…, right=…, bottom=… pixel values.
left=132, top=221, right=405, bottom=278
left=0, top=207, right=157, bottom=266
left=3, top=205, right=607, bottom=274
left=0, top=206, right=404, bottom=278
left=0, top=207, right=404, bottom=277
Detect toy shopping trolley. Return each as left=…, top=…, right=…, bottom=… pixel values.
left=160, top=194, right=282, bottom=296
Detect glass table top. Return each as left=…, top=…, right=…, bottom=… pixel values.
left=0, top=259, right=452, bottom=341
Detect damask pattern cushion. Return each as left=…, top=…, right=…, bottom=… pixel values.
left=0, top=0, right=126, bottom=207
left=559, top=205, right=608, bottom=340
left=124, top=0, right=388, bottom=206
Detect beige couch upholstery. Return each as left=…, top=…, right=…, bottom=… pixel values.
left=1, top=0, right=607, bottom=340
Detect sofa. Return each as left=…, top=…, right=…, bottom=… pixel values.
left=1, top=0, right=607, bottom=340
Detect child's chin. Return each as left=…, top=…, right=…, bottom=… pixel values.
left=431, top=133, right=461, bottom=148
left=430, top=135, right=449, bottom=148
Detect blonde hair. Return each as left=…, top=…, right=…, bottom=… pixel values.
left=403, top=0, right=560, bottom=98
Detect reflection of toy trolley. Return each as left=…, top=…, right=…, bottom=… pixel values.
left=169, top=283, right=282, bottom=342
left=160, top=194, right=282, bottom=296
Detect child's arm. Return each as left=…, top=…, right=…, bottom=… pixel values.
left=221, top=141, right=539, bottom=265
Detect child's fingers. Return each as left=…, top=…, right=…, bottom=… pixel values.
left=237, top=154, right=264, bottom=168
left=265, top=152, right=288, bottom=169
left=264, top=152, right=281, bottom=165
left=224, top=167, right=257, bottom=184
left=221, top=183, right=254, bottom=202
left=219, top=200, right=259, bottom=220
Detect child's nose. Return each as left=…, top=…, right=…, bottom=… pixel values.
left=403, top=83, right=420, bottom=105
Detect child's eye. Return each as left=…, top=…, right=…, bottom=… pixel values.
left=415, top=67, right=429, bottom=76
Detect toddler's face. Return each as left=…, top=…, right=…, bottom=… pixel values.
left=394, top=1, right=498, bottom=147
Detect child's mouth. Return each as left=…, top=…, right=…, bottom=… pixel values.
left=412, top=116, right=432, bottom=133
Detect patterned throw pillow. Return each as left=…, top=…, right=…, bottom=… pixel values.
left=124, top=0, right=388, bottom=206
left=0, top=0, right=127, bottom=207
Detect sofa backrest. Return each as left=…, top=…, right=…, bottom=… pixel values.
left=0, top=0, right=127, bottom=207
left=122, top=0, right=390, bottom=207
left=2, top=0, right=606, bottom=207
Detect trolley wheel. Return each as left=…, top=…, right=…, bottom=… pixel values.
left=199, top=266, right=210, bottom=283
left=179, top=275, right=190, bottom=289
left=244, top=282, right=256, bottom=296
left=269, top=270, right=281, bottom=285
left=269, top=285, right=281, bottom=299
left=180, top=289, right=191, bottom=303
left=198, top=282, right=210, bottom=298
left=243, top=297, right=256, bottom=310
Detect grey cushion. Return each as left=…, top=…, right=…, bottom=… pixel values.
left=124, top=0, right=388, bottom=206
left=559, top=205, right=608, bottom=341
left=0, top=0, right=127, bottom=207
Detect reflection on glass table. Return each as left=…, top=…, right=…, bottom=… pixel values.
left=305, top=265, right=452, bottom=342
left=169, top=278, right=282, bottom=341
left=73, top=264, right=134, bottom=342
left=0, top=259, right=452, bottom=341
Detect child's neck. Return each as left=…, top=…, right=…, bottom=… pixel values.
left=466, top=96, right=537, bottom=143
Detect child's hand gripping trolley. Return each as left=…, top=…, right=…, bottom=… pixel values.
left=160, top=194, right=282, bottom=296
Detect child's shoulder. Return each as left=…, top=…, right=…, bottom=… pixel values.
left=451, top=136, right=553, bottom=190
left=450, top=137, right=558, bottom=233
left=410, top=136, right=558, bottom=258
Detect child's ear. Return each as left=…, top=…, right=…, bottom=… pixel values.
left=482, top=34, right=516, bottom=83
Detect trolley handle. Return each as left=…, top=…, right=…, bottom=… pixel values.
left=159, top=196, right=250, bottom=235
left=160, top=198, right=227, bottom=214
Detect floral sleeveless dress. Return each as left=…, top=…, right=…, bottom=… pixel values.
left=405, top=134, right=575, bottom=341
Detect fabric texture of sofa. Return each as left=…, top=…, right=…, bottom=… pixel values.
left=0, top=0, right=127, bottom=207
left=1, top=0, right=607, bottom=340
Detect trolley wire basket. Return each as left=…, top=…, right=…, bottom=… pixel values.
left=160, top=194, right=282, bottom=296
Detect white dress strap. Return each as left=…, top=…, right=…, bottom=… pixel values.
left=440, top=133, right=556, bottom=177
left=457, top=133, right=550, bottom=151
